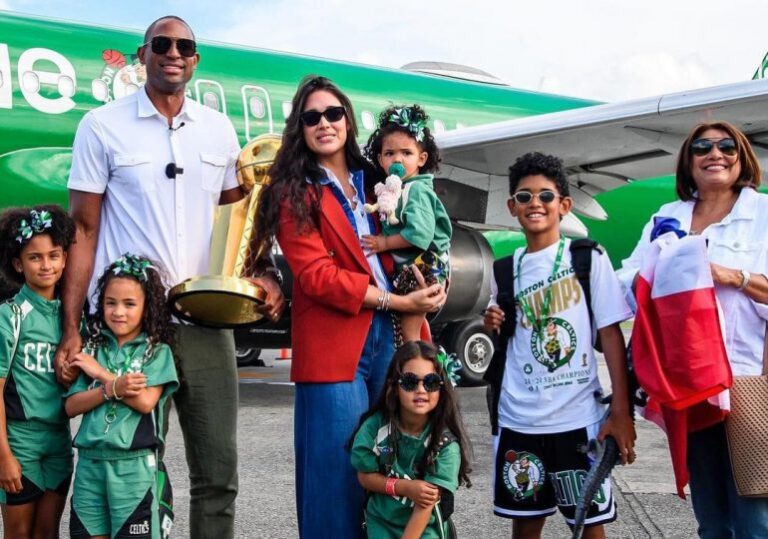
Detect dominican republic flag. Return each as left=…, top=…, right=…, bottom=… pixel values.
left=631, top=231, right=732, bottom=498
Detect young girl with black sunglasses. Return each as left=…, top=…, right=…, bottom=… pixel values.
left=351, top=341, right=471, bottom=539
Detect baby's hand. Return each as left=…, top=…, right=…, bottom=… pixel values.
left=70, top=352, right=107, bottom=382
left=361, top=234, right=386, bottom=254
left=400, top=479, right=440, bottom=508
left=0, top=452, right=22, bottom=494
left=115, top=373, right=147, bottom=398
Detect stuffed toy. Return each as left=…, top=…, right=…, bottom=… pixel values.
left=364, top=163, right=405, bottom=225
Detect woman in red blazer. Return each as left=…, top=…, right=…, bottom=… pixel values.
left=251, top=76, right=446, bottom=539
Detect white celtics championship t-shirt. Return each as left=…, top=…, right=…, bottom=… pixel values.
left=490, top=238, right=632, bottom=434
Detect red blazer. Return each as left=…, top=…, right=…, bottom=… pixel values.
left=276, top=185, right=394, bottom=383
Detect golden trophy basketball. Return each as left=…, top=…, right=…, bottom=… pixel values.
left=168, top=134, right=282, bottom=328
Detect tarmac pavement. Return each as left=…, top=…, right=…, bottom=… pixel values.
left=61, top=351, right=700, bottom=538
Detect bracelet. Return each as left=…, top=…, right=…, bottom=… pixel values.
left=101, top=383, right=112, bottom=401
left=112, top=377, right=124, bottom=401
left=385, top=477, right=398, bottom=497
left=383, top=291, right=391, bottom=312
left=739, top=269, right=751, bottom=291
left=376, top=290, right=386, bottom=311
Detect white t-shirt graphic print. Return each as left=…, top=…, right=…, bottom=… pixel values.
left=489, top=238, right=633, bottom=434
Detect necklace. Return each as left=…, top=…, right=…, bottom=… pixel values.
left=515, top=238, right=565, bottom=340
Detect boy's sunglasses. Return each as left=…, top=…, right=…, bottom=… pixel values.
left=511, top=190, right=559, bottom=205
left=144, top=36, right=197, bottom=58
left=300, top=106, right=346, bottom=127
left=690, top=138, right=738, bottom=157
left=398, top=372, right=443, bottom=393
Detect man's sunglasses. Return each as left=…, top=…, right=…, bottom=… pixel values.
left=511, top=190, right=560, bottom=205
left=690, top=138, right=738, bottom=157
left=300, top=106, right=346, bottom=127
left=144, top=36, right=197, bottom=58
left=398, top=372, right=443, bottom=393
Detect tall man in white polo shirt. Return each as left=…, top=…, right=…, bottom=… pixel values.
left=58, top=16, right=284, bottom=538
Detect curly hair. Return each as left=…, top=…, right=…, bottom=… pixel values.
left=508, top=152, right=570, bottom=197
left=363, top=104, right=440, bottom=180
left=0, top=205, right=75, bottom=287
left=675, top=121, right=762, bottom=201
left=351, top=340, right=472, bottom=488
left=90, top=255, right=173, bottom=349
left=250, top=75, right=373, bottom=260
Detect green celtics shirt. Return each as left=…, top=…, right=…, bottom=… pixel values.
left=381, top=174, right=452, bottom=268
left=66, top=330, right=178, bottom=456
left=0, top=285, right=68, bottom=425
left=351, top=412, right=460, bottom=539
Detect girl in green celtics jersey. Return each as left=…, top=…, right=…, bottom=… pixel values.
left=351, top=341, right=471, bottom=539
left=0, top=205, right=75, bottom=538
left=65, top=254, right=178, bottom=539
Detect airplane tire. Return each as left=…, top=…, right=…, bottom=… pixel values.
left=449, top=318, right=494, bottom=386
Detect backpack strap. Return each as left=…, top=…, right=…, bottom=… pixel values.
left=569, top=239, right=603, bottom=352
left=484, top=255, right=517, bottom=436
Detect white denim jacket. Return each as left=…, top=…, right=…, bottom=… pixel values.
left=617, top=188, right=768, bottom=376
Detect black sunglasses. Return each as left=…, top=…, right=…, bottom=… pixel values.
left=511, top=190, right=559, bottom=205
left=300, top=106, right=346, bottom=127
left=144, top=36, right=197, bottom=58
left=690, top=138, right=738, bottom=157
left=398, top=372, right=443, bottom=393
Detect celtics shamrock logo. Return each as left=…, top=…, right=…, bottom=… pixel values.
left=530, top=317, right=577, bottom=372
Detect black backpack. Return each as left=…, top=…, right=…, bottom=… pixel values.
left=484, top=238, right=603, bottom=435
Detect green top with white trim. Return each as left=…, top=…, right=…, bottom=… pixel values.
left=0, top=284, right=68, bottom=425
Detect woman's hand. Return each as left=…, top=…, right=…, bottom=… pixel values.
left=399, top=479, right=440, bottom=508
left=0, top=451, right=22, bottom=494
left=69, top=352, right=108, bottom=383
left=710, top=263, right=741, bottom=288
left=401, top=284, right=446, bottom=314
left=114, top=373, right=147, bottom=398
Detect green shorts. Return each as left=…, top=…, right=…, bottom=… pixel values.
left=70, top=450, right=168, bottom=539
left=0, top=420, right=72, bottom=505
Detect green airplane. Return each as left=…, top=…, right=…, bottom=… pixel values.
left=2, top=10, right=767, bottom=382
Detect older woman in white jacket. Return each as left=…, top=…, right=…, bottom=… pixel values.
left=617, top=121, right=768, bottom=539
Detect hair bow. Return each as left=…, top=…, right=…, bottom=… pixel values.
left=388, top=107, right=427, bottom=142
left=436, top=348, right=462, bottom=387
left=112, top=253, right=153, bottom=282
left=15, top=210, right=53, bottom=244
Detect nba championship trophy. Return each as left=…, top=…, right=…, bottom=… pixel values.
left=168, top=134, right=281, bottom=328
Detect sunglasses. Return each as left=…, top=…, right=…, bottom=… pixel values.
left=300, top=106, right=346, bottom=127
left=398, top=372, right=443, bottom=393
left=511, top=190, right=560, bottom=205
left=690, top=138, right=738, bottom=157
left=144, top=36, right=197, bottom=58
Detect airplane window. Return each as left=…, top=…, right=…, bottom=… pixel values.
left=57, top=75, right=75, bottom=98
left=433, top=120, right=446, bottom=133
left=204, top=91, right=220, bottom=111
left=91, top=79, right=109, bottom=102
left=362, top=111, right=375, bottom=130
left=21, top=71, right=40, bottom=93
left=249, top=96, right=265, bottom=118
left=282, top=101, right=293, bottom=118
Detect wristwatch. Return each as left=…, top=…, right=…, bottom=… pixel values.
left=739, top=269, right=751, bottom=290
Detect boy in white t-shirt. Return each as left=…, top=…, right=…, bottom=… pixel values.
left=483, top=152, right=636, bottom=538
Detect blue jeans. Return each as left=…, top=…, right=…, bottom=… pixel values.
left=688, top=422, right=768, bottom=538
left=294, top=312, right=395, bottom=539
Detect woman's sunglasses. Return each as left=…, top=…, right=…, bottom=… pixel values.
left=398, top=372, right=443, bottom=393
left=511, top=190, right=560, bottom=205
left=690, top=138, right=738, bottom=157
left=300, top=106, right=346, bottom=127
left=144, top=36, right=197, bottom=58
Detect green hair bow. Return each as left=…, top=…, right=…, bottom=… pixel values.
left=15, top=210, right=53, bottom=244
left=388, top=107, right=427, bottom=143
left=112, top=253, right=153, bottom=282
left=436, top=347, right=462, bottom=387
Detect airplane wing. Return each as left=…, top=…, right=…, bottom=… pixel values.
left=434, top=78, right=768, bottom=236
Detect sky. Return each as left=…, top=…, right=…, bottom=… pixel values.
left=2, top=0, right=766, bottom=102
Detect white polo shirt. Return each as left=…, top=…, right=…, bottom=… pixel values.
left=68, top=87, right=240, bottom=304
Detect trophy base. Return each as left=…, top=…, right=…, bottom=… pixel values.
left=169, top=275, right=268, bottom=329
